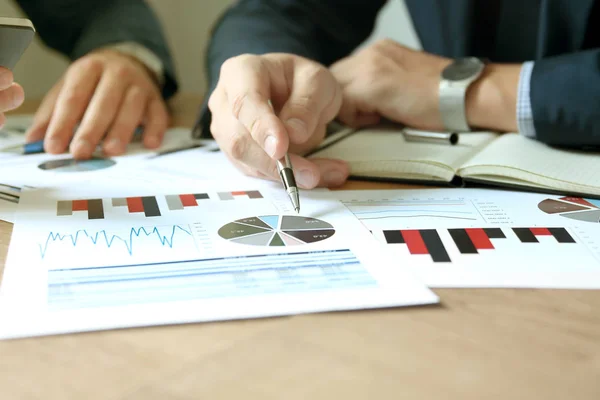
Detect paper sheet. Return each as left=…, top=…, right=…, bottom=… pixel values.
left=0, top=180, right=438, bottom=339
left=0, top=123, right=206, bottom=222
left=334, top=188, right=600, bottom=288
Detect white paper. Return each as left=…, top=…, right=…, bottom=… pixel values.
left=334, top=188, right=600, bottom=289
left=0, top=180, right=438, bottom=339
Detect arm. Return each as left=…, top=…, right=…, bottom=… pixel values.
left=467, top=50, right=600, bottom=148
left=530, top=50, right=600, bottom=148
left=198, top=0, right=387, bottom=136
left=15, top=0, right=177, bottom=99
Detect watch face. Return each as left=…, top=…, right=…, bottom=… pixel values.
left=442, top=58, right=484, bottom=81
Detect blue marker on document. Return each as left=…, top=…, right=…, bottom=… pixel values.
left=2, top=126, right=144, bottom=155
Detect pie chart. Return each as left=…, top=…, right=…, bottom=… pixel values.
left=38, top=157, right=116, bottom=173
left=218, top=215, right=335, bottom=246
left=538, top=197, right=600, bottom=223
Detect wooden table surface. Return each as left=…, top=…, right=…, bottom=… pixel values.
left=1, top=96, right=599, bottom=400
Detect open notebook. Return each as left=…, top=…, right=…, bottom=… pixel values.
left=310, top=125, right=600, bottom=198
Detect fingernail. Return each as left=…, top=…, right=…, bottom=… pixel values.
left=11, top=87, right=24, bottom=108
left=264, top=135, right=277, bottom=158
left=145, top=136, right=160, bottom=148
left=286, top=119, right=307, bottom=140
left=71, top=139, right=93, bottom=156
left=324, top=170, right=347, bottom=187
left=105, top=138, right=122, bottom=153
left=295, top=169, right=318, bottom=189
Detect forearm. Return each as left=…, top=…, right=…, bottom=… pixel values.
left=16, top=0, right=177, bottom=99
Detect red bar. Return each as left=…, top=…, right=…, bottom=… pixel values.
left=401, top=230, right=428, bottom=255
left=179, top=194, right=197, bottom=207
left=72, top=200, right=88, bottom=211
left=530, top=227, right=551, bottom=236
left=126, top=197, right=144, bottom=213
left=465, top=228, right=494, bottom=250
left=231, top=191, right=246, bottom=196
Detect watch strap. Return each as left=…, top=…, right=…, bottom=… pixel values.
left=439, top=79, right=470, bottom=132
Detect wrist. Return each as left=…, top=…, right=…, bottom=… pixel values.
left=466, top=63, right=521, bottom=132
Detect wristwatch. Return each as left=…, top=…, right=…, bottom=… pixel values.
left=439, top=57, right=486, bottom=132
left=108, top=41, right=165, bottom=87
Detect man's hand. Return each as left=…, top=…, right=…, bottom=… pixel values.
left=331, top=39, right=521, bottom=132
left=25, top=49, right=169, bottom=159
left=208, top=53, right=349, bottom=189
left=0, top=67, right=25, bottom=128
left=331, top=40, right=451, bottom=131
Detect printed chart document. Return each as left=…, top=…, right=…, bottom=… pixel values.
left=0, top=182, right=438, bottom=339
left=333, top=188, right=600, bottom=288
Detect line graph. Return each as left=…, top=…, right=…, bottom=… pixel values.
left=39, top=225, right=193, bottom=259
left=343, top=199, right=480, bottom=223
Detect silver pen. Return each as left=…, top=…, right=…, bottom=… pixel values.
left=276, top=154, right=300, bottom=213
left=403, top=129, right=459, bottom=145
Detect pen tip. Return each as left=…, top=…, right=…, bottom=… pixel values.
left=295, top=207, right=300, bottom=214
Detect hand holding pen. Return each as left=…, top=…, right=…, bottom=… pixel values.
left=206, top=53, right=349, bottom=190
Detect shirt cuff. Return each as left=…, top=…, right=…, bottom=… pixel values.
left=516, top=61, right=536, bottom=138
left=105, top=42, right=165, bottom=87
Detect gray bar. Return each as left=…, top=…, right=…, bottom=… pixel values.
left=112, top=198, right=127, bottom=207
left=218, top=192, right=233, bottom=200
left=165, top=195, right=183, bottom=210
left=87, top=199, right=104, bottom=220
left=57, top=201, right=72, bottom=216
left=141, top=196, right=161, bottom=217
left=247, top=190, right=263, bottom=199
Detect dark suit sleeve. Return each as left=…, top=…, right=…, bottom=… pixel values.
left=197, top=0, right=387, bottom=137
left=15, top=0, right=178, bottom=99
left=530, top=49, right=600, bottom=148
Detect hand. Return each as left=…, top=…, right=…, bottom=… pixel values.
left=25, top=49, right=169, bottom=159
left=0, top=67, right=25, bottom=128
left=331, top=39, right=452, bottom=131
left=331, top=39, right=520, bottom=132
left=208, top=53, right=349, bottom=189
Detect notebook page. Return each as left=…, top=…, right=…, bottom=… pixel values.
left=458, top=134, right=600, bottom=195
left=311, top=126, right=497, bottom=182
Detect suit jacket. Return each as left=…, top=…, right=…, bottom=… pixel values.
left=15, top=0, right=178, bottom=99
left=201, top=0, right=600, bottom=148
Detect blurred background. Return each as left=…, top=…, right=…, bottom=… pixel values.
left=2, top=0, right=420, bottom=99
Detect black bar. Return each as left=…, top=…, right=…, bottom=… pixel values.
left=383, top=230, right=405, bottom=244
left=87, top=199, right=104, bottom=220
left=421, top=229, right=451, bottom=262
left=483, top=228, right=506, bottom=239
left=141, top=196, right=161, bottom=217
left=548, top=228, right=576, bottom=243
left=448, top=229, right=478, bottom=254
left=194, top=193, right=209, bottom=200
left=512, top=228, right=538, bottom=243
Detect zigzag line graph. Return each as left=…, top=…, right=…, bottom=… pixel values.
left=39, top=225, right=193, bottom=259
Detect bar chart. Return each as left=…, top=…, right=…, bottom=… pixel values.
left=381, top=226, right=580, bottom=263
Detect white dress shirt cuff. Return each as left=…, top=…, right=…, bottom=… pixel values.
left=516, top=61, right=536, bottom=138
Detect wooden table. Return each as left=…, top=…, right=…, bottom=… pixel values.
left=1, top=96, right=599, bottom=400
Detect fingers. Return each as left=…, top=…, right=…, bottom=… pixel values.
left=141, top=96, right=169, bottom=150
left=213, top=94, right=348, bottom=188
left=278, top=62, right=342, bottom=144
left=102, top=86, right=148, bottom=155
left=70, top=68, right=129, bottom=159
left=26, top=82, right=61, bottom=142
left=0, top=67, right=14, bottom=91
left=0, top=83, right=24, bottom=113
left=218, top=55, right=289, bottom=160
left=44, top=59, right=103, bottom=154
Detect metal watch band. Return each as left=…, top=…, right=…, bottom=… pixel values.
left=439, top=79, right=470, bottom=132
